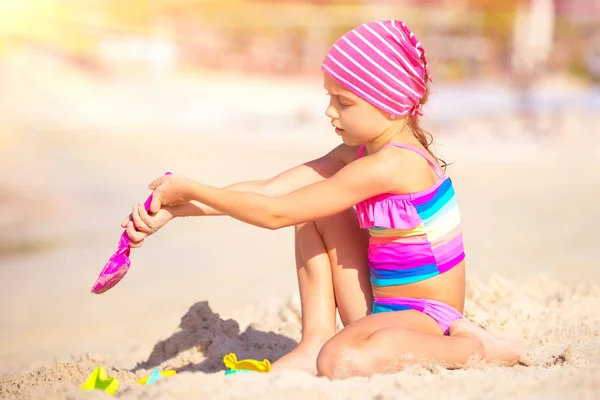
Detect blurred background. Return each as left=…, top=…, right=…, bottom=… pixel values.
left=1, top=0, right=599, bottom=252
left=1, top=0, right=599, bottom=372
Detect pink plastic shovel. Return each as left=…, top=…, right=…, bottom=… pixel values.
left=91, top=172, right=171, bottom=294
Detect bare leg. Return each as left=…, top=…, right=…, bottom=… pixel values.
left=272, top=209, right=371, bottom=374
left=317, top=310, right=521, bottom=379
left=449, top=319, right=522, bottom=365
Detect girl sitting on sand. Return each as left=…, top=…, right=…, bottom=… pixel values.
left=122, top=20, right=520, bottom=379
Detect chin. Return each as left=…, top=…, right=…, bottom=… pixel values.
left=341, top=137, right=357, bottom=146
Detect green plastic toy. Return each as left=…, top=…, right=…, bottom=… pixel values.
left=80, top=366, right=119, bottom=396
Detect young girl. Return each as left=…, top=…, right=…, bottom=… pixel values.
left=122, top=20, right=521, bottom=379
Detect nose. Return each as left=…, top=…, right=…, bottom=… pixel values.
left=325, top=99, right=339, bottom=120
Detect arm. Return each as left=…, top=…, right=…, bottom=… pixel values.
left=170, top=144, right=353, bottom=217
left=151, top=149, right=396, bottom=230
left=170, top=180, right=269, bottom=217
left=123, top=144, right=356, bottom=247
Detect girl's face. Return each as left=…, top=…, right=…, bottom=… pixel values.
left=323, top=72, right=393, bottom=147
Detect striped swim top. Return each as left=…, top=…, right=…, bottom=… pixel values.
left=355, top=143, right=465, bottom=287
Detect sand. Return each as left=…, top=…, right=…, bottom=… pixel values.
left=1, top=56, right=600, bottom=399
left=1, top=275, right=599, bottom=399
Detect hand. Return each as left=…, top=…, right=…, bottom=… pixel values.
left=147, top=174, right=197, bottom=214
left=121, top=204, right=174, bottom=248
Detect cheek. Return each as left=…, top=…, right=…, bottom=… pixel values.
left=343, top=112, right=384, bottom=138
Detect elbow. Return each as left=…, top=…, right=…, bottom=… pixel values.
left=259, top=197, right=291, bottom=230
left=254, top=195, right=297, bottom=230
left=264, top=221, right=280, bottom=230
left=263, top=206, right=294, bottom=230
left=263, top=216, right=286, bottom=230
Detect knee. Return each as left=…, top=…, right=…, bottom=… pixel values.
left=313, top=208, right=356, bottom=237
left=315, top=339, right=343, bottom=379
left=294, top=216, right=330, bottom=239
left=312, top=216, right=330, bottom=236
left=317, top=329, right=418, bottom=379
left=316, top=338, right=369, bottom=380
left=294, top=220, right=313, bottom=232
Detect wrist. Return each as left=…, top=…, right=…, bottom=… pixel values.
left=185, top=180, right=202, bottom=203
left=167, top=205, right=184, bottom=218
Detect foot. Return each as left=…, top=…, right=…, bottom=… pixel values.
left=449, top=319, right=522, bottom=366
left=271, top=341, right=324, bottom=375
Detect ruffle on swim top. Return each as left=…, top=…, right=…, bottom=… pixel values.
left=356, top=196, right=420, bottom=230
left=355, top=176, right=448, bottom=230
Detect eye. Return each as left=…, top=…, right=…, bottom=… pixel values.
left=338, top=97, right=351, bottom=108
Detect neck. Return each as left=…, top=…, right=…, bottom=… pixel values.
left=364, top=122, right=413, bottom=155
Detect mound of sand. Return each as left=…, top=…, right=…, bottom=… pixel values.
left=1, top=274, right=599, bottom=400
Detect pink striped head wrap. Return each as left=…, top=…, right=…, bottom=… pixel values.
left=321, top=20, right=432, bottom=118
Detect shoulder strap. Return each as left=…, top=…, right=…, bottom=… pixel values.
left=356, top=144, right=366, bottom=159
left=383, top=142, right=444, bottom=178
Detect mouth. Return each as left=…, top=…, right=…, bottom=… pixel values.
left=335, top=128, right=345, bottom=136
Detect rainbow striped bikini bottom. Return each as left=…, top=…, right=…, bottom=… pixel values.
left=372, top=297, right=463, bottom=335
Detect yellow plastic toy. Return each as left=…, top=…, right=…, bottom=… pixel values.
left=80, top=366, right=119, bottom=396
left=137, top=368, right=177, bottom=384
left=223, top=353, right=271, bottom=375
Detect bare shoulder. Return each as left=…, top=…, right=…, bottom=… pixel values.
left=376, top=145, right=442, bottom=195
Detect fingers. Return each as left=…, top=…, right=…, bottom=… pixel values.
left=148, top=176, right=165, bottom=190
left=126, top=221, right=146, bottom=247
left=129, top=237, right=144, bottom=248
left=149, top=191, right=162, bottom=214
left=131, top=203, right=154, bottom=234
left=121, top=214, right=131, bottom=228
left=137, top=203, right=155, bottom=228
left=123, top=172, right=171, bottom=246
